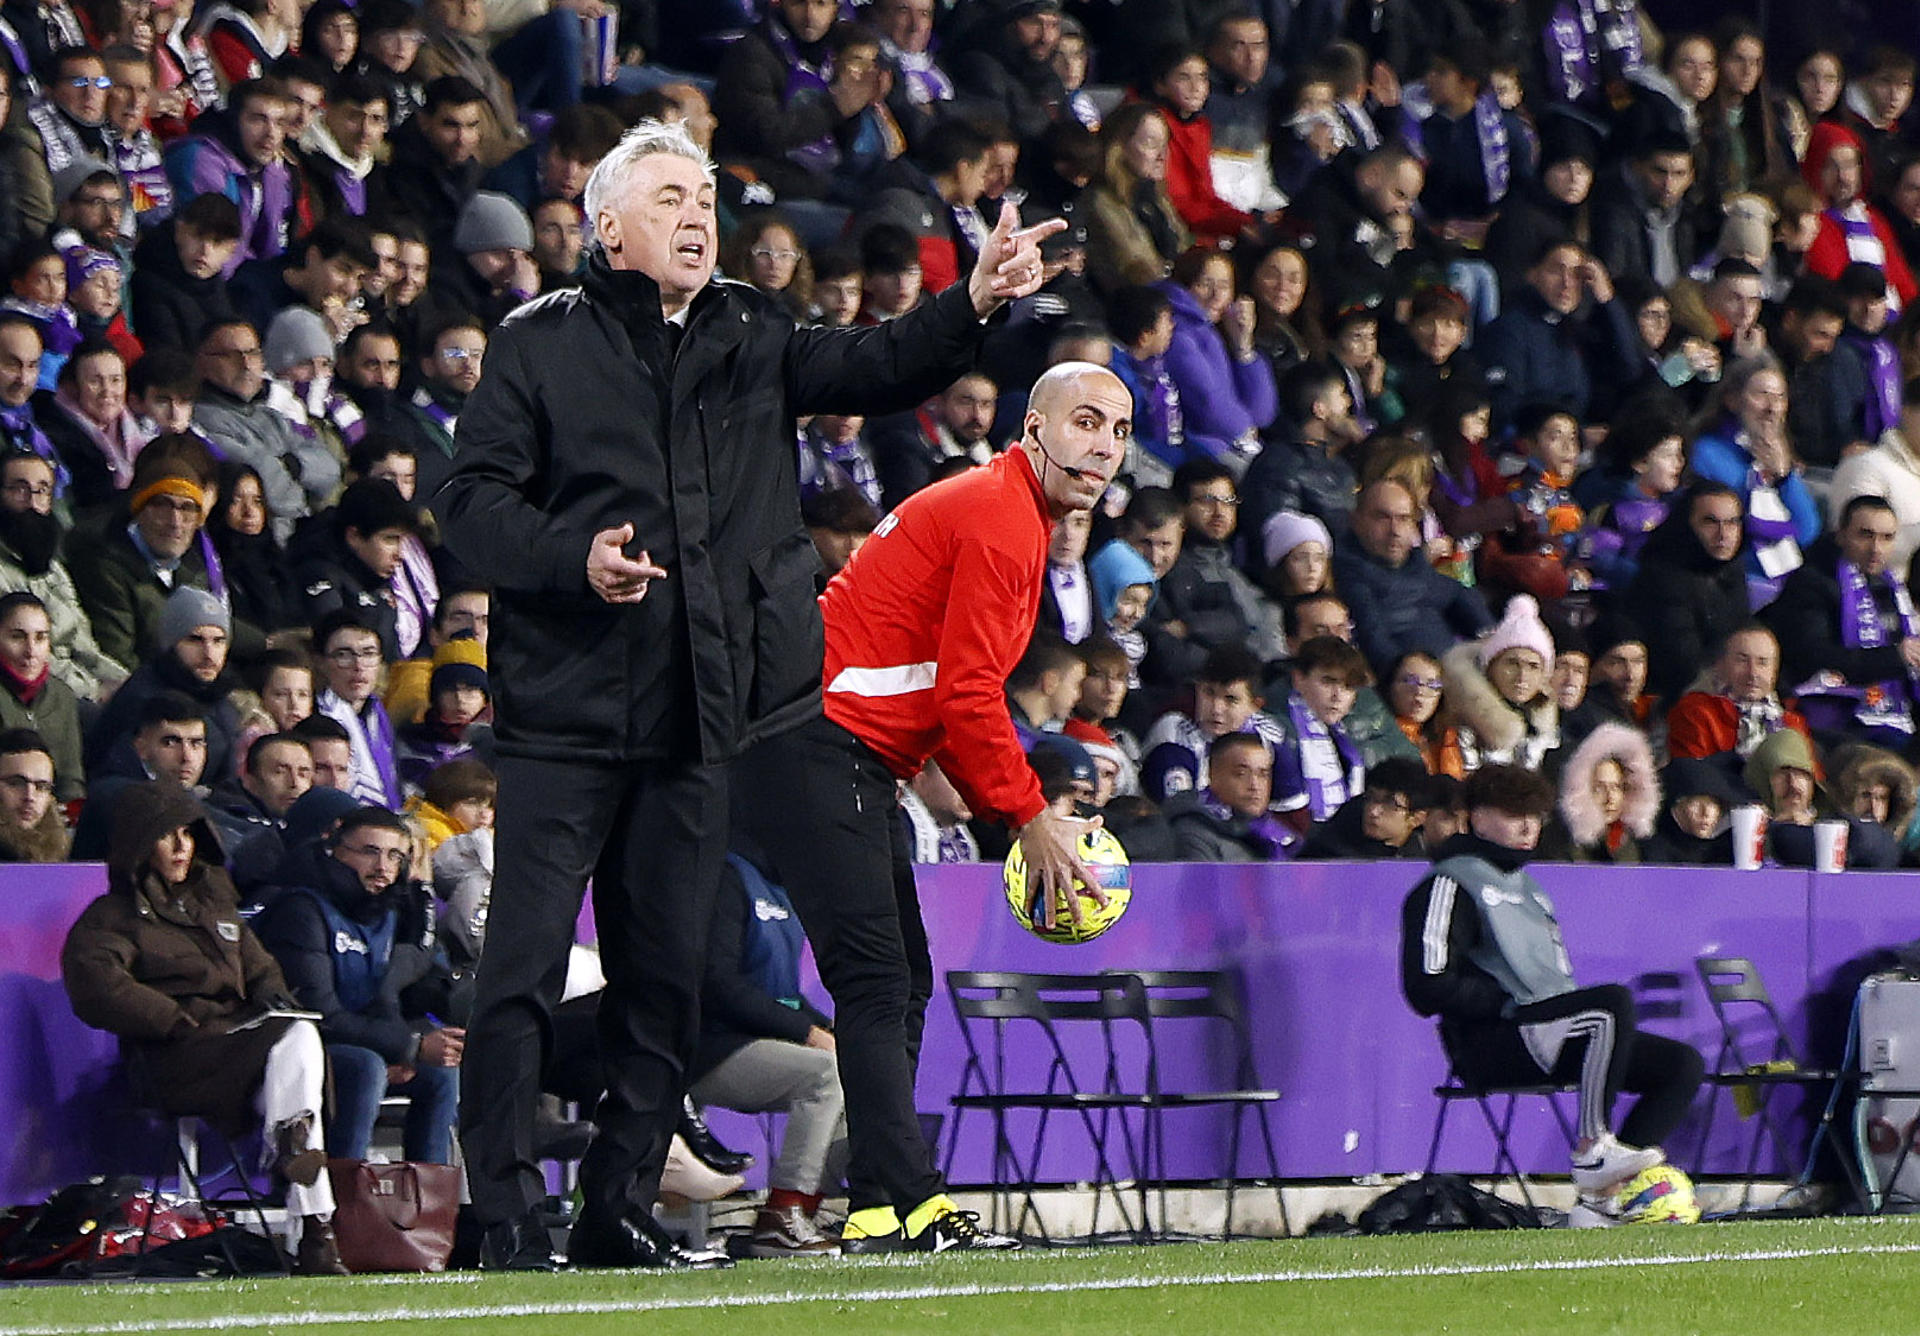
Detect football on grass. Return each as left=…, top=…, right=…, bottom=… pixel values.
left=1615, top=1164, right=1700, bottom=1223
left=1003, top=827, right=1132, bottom=943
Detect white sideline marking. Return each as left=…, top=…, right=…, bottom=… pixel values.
left=6, top=1240, right=1920, bottom=1332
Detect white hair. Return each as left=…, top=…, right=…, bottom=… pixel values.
left=581, top=119, right=717, bottom=242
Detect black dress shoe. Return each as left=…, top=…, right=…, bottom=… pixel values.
left=480, top=1209, right=564, bottom=1271
left=679, top=1096, right=753, bottom=1175
left=568, top=1208, right=734, bottom=1270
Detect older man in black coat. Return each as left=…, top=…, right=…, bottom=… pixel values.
left=439, top=118, right=1059, bottom=1272
left=1334, top=479, right=1491, bottom=675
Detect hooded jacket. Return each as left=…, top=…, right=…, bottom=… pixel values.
left=61, top=780, right=295, bottom=1125
left=439, top=253, right=995, bottom=766
left=1539, top=721, right=1659, bottom=862
left=162, top=107, right=296, bottom=275
left=1441, top=639, right=1559, bottom=771
left=1622, top=505, right=1754, bottom=702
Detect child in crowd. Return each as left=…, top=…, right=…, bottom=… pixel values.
left=1140, top=644, right=1285, bottom=801
left=1485, top=403, right=1589, bottom=602
left=1580, top=395, right=1688, bottom=589
left=1107, top=285, right=1184, bottom=478
left=409, top=755, right=495, bottom=854
left=1272, top=634, right=1370, bottom=828
left=3, top=242, right=80, bottom=390
left=858, top=224, right=924, bottom=323
left=396, top=641, right=492, bottom=794
left=1838, top=261, right=1903, bottom=442
left=810, top=245, right=864, bottom=328
left=313, top=610, right=400, bottom=808
left=1087, top=538, right=1157, bottom=686
left=1258, top=510, right=1332, bottom=604
left=64, top=249, right=140, bottom=365
left=235, top=647, right=316, bottom=761
left=1386, top=649, right=1462, bottom=778
left=1042, top=509, right=1095, bottom=643
left=1066, top=637, right=1142, bottom=768
left=1327, top=300, right=1398, bottom=434
left=1427, top=381, right=1509, bottom=586
left=1392, top=285, right=1482, bottom=419
left=1442, top=592, right=1562, bottom=771
left=1051, top=16, right=1101, bottom=131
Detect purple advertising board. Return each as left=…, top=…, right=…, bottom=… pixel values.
left=0, top=860, right=1912, bottom=1207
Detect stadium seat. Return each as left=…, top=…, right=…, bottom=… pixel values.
left=1423, top=1069, right=1578, bottom=1211
left=1693, top=955, right=1842, bottom=1210
left=1114, top=969, right=1287, bottom=1239
left=942, top=971, right=1156, bottom=1245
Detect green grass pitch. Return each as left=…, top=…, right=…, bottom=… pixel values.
left=5, top=1217, right=1920, bottom=1335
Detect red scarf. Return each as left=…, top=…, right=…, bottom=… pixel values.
left=0, top=658, right=49, bottom=705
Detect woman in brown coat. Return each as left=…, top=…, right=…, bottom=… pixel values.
left=60, top=779, right=347, bottom=1274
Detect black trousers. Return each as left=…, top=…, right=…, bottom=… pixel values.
left=1447, top=983, right=1706, bottom=1149
left=459, top=754, right=727, bottom=1225
left=737, top=714, right=943, bottom=1214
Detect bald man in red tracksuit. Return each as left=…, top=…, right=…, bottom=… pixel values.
left=740, top=363, right=1129, bottom=1253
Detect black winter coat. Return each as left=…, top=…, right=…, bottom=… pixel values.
left=129, top=221, right=239, bottom=353
left=1762, top=536, right=1909, bottom=691
left=1333, top=536, right=1493, bottom=676
left=438, top=254, right=992, bottom=764
left=1621, top=508, right=1752, bottom=702
left=252, top=843, right=438, bottom=1065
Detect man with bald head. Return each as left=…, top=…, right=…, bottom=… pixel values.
left=1333, top=478, right=1493, bottom=674
left=740, top=360, right=1128, bottom=1255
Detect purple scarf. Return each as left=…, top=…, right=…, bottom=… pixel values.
left=1475, top=91, right=1511, bottom=205
left=322, top=689, right=400, bottom=807
left=1543, top=0, right=1643, bottom=109
left=192, top=531, right=227, bottom=600
left=767, top=18, right=841, bottom=176
left=0, top=16, right=35, bottom=96
left=1198, top=788, right=1299, bottom=860
left=112, top=129, right=173, bottom=228
left=1844, top=329, right=1902, bottom=439
left=1286, top=692, right=1365, bottom=822
left=1836, top=558, right=1920, bottom=732
left=884, top=42, right=952, bottom=106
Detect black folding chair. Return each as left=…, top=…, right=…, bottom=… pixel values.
left=1693, top=955, right=1841, bottom=1210
left=1425, top=1067, right=1579, bottom=1211
left=942, top=971, right=1155, bottom=1245
left=1117, top=970, right=1287, bottom=1238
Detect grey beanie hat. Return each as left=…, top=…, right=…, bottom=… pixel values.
left=454, top=191, right=535, bottom=255
left=51, top=156, right=118, bottom=206
left=156, top=586, right=231, bottom=652
left=263, top=306, right=335, bottom=373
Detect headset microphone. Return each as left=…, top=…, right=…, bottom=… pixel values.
left=1027, top=427, right=1088, bottom=480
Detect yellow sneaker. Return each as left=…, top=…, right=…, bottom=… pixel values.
left=904, top=1195, right=1020, bottom=1252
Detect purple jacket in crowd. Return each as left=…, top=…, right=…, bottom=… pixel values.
left=1156, top=279, right=1277, bottom=465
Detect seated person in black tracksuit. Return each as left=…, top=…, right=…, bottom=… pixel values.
left=1400, top=764, right=1705, bottom=1225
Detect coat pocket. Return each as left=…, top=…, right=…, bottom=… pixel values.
left=745, top=530, right=824, bottom=721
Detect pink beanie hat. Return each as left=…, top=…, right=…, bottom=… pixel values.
left=1475, top=594, right=1556, bottom=670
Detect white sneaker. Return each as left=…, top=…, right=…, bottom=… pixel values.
left=659, top=1134, right=746, bottom=1203
left=1570, top=1134, right=1664, bottom=1192
left=1565, top=1195, right=1623, bottom=1229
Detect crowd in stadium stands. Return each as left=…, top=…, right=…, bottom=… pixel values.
left=7, top=0, right=1920, bottom=1266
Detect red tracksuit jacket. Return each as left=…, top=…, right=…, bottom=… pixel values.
left=820, top=447, right=1051, bottom=829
